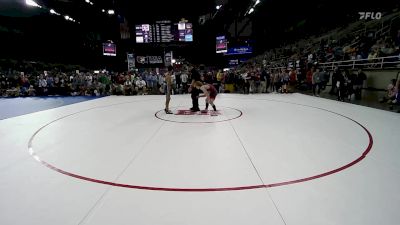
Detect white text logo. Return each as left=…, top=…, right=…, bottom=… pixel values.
left=359, top=12, right=382, bottom=20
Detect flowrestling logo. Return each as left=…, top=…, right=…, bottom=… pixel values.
left=136, top=56, right=163, bottom=64
left=359, top=12, right=382, bottom=20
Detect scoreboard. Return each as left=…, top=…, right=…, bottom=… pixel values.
left=135, top=20, right=193, bottom=43
left=102, top=43, right=116, bottom=56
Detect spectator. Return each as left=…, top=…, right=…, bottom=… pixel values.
left=27, top=85, right=36, bottom=96
left=275, top=70, right=283, bottom=93
left=145, top=71, right=152, bottom=92
left=329, top=67, right=340, bottom=95
left=215, top=70, right=223, bottom=93
left=254, top=69, right=261, bottom=93
left=281, top=69, right=290, bottom=93
left=346, top=70, right=356, bottom=101
left=242, top=72, right=250, bottom=94
left=124, top=78, right=133, bottom=95
left=368, top=49, right=379, bottom=67
left=392, top=72, right=400, bottom=105
left=312, top=68, right=322, bottom=97
left=175, top=70, right=182, bottom=94
left=379, top=79, right=397, bottom=103
left=180, top=70, right=189, bottom=94
left=20, top=75, right=30, bottom=96
left=336, top=70, right=346, bottom=101
left=306, top=68, right=314, bottom=90
left=38, top=75, right=47, bottom=96
left=319, top=68, right=330, bottom=90
left=46, top=75, right=54, bottom=95
left=158, top=72, right=165, bottom=94
left=150, top=72, right=158, bottom=94
left=135, top=76, right=147, bottom=95
left=54, top=75, right=60, bottom=94
left=289, top=68, right=297, bottom=86
left=260, top=68, right=268, bottom=93
left=354, top=69, right=367, bottom=100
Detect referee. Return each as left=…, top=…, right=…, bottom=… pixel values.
left=188, top=66, right=201, bottom=112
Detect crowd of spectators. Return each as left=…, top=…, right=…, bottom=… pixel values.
left=248, top=9, right=400, bottom=71
left=1, top=12, right=400, bottom=113
left=0, top=68, right=189, bottom=97
left=1, top=60, right=399, bottom=112
left=379, top=72, right=400, bottom=109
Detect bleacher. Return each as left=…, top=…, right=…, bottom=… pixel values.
left=244, top=9, right=400, bottom=72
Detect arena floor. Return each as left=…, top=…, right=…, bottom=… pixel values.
left=0, top=93, right=399, bottom=225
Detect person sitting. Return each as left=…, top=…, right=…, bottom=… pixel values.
left=124, top=78, right=133, bottom=95
left=27, top=85, right=36, bottom=96
left=379, top=79, right=397, bottom=103
left=135, top=76, right=147, bottom=95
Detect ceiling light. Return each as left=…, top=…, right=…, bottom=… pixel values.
left=248, top=8, right=254, bottom=14
left=85, top=0, right=94, bottom=5
left=254, top=0, right=260, bottom=6
left=25, top=0, right=42, bottom=8
left=49, top=9, right=60, bottom=15
left=216, top=5, right=222, bottom=10
left=107, top=10, right=115, bottom=15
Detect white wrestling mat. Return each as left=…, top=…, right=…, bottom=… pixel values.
left=0, top=93, right=399, bottom=225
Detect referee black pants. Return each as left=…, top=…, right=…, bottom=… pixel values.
left=191, top=88, right=200, bottom=110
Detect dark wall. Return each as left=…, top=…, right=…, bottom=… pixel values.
left=251, top=0, right=400, bottom=54
left=0, top=8, right=120, bottom=70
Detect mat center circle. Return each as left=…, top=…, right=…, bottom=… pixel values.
left=154, top=106, right=243, bottom=123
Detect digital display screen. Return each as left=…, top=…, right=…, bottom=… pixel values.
left=135, top=24, right=151, bottom=43
left=135, top=21, right=193, bottom=43
left=216, top=36, right=228, bottom=53
left=102, top=43, right=116, bottom=56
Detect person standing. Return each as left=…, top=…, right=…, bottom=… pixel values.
left=282, top=69, right=290, bottom=93
left=175, top=70, right=182, bottom=94
left=319, top=68, right=329, bottom=90
left=249, top=71, right=255, bottom=94
left=216, top=70, right=223, bottom=93
left=188, top=66, right=201, bottom=111
left=164, top=66, right=173, bottom=114
left=330, top=67, right=340, bottom=95
left=337, top=70, right=346, bottom=101
left=260, top=68, right=267, bottom=93
left=355, top=69, right=367, bottom=100
left=312, top=68, right=321, bottom=96
left=180, top=70, right=189, bottom=94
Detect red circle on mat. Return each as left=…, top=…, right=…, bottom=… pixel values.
left=154, top=106, right=243, bottom=123
left=28, top=100, right=373, bottom=192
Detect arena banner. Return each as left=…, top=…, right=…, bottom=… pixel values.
left=127, top=53, right=135, bottom=71
left=224, top=46, right=253, bottom=55
left=216, top=36, right=228, bottom=53
left=148, top=56, right=163, bottom=64
left=135, top=55, right=164, bottom=68
left=164, top=51, right=172, bottom=67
